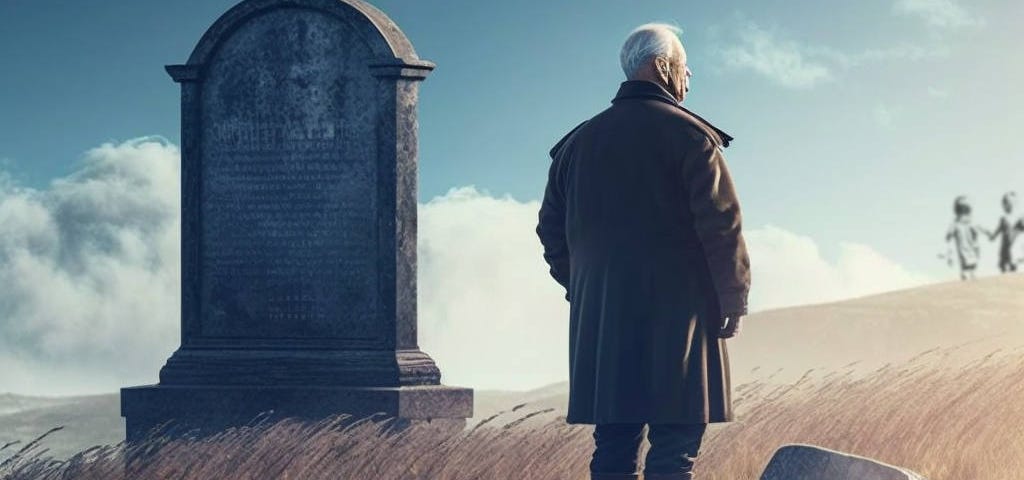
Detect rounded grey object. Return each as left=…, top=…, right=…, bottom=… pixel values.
left=760, top=444, right=927, bottom=480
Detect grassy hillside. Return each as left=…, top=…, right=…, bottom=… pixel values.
left=3, top=346, right=1022, bottom=479
left=1, top=273, right=1021, bottom=478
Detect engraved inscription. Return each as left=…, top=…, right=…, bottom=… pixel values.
left=210, top=118, right=337, bottom=149
left=196, top=9, right=380, bottom=340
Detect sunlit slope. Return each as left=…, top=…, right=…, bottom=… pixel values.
left=729, top=272, right=1024, bottom=384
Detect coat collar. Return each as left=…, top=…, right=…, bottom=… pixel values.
left=612, top=80, right=734, bottom=148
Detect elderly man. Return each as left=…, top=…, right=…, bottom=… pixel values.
left=536, top=23, right=751, bottom=480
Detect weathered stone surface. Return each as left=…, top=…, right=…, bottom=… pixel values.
left=197, top=6, right=382, bottom=343
left=121, top=0, right=471, bottom=442
left=760, top=444, right=927, bottom=480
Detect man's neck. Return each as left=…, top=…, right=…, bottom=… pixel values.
left=627, top=75, right=677, bottom=102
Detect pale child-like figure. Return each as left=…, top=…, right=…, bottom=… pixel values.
left=986, top=192, right=1024, bottom=273
left=945, top=196, right=983, bottom=280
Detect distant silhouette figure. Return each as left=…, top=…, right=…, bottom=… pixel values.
left=986, top=192, right=1024, bottom=273
left=945, top=196, right=982, bottom=280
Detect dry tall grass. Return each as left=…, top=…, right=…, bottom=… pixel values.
left=2, top=346, right=1022, bottom=480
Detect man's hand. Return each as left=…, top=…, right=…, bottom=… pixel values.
left=718, top=315, right=744, bottom=339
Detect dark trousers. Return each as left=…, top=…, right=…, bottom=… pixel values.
left=590, top=423, right=707, bottom=476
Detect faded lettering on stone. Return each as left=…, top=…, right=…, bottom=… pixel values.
left=197, top=9, right=380, bottom=340
left=210, top=118, right=338, bottom=150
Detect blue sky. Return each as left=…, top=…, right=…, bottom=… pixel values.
left=0, top=1, right=1022, bottom=394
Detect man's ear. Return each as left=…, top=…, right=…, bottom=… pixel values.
left=654, top=57, right=670, bottom=83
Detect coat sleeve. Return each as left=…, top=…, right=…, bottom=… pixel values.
left=682, top=137, right=751, bottom=316
left=536, top=149, right=571, bottom=301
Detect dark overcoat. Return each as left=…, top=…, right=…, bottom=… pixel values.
left=536, top=80, right=751, bottom=424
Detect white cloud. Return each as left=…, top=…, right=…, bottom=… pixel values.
left=894, top=0, right=983, bottom=29
left=0, top=137, right=181, bottom=396
left=417, top=187, right=569, bottom=392
left=743, top=225, right=931, bottom=310
left=718, top=22, right=945, bottom=89
left=0, top=147, right=931, bottom=395
left=812, top=43, right=945, bottom=69
left=720, top=23, right=833, bottom=89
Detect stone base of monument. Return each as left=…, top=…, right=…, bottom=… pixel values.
left=121, top=384, right=473, bottom=443
left=760, top=444, right=927, bottom=480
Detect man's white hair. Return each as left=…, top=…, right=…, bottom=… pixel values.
left=619, top=23, right=685, bottom=79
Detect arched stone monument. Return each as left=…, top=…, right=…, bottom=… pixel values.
left=120, top=0, right=472, bottom=442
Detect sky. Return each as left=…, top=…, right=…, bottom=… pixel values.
left=0, top=0, right=1022, bottom=396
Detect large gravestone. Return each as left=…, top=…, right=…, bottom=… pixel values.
left=121, top=0, right=472, bottom=442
